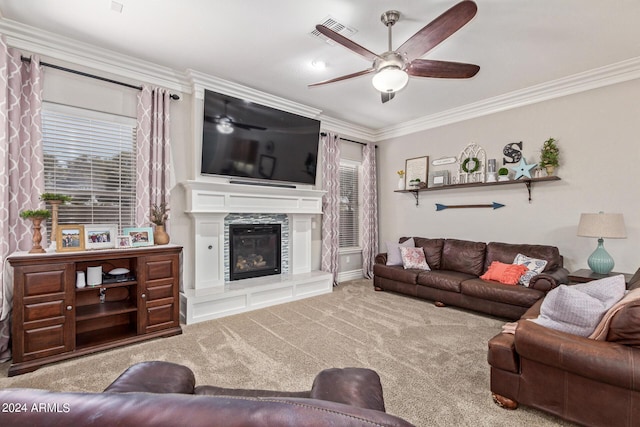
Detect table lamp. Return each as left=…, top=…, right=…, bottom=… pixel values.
left=577, top=212, right=626, bottom=274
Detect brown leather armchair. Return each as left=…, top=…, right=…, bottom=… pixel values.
left=0, top=361, right=415, bottom=427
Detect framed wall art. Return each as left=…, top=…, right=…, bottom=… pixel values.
left=57, top=224, right=85, bottom=252
left=405, top=156, right=429, bottom=188
left=122, top=227, right=154, bottom=247
left=84, top=224, right=117, bottom=250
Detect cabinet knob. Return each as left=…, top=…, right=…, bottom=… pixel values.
left=141, top=293, right=146, bottom=299
left=208, top=245, right=213, bottom=250
left=66, top=305, right=72, bottom=311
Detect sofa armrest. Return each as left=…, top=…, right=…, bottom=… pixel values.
left=104, top=361, right=196, bottom=394
left=375, top=253, right=387, bottom=265
left=310, top=367, right=386, bottom=412
left=515, top=320, right=640, bottom=391
left=528, top=267, right=569, bottom=292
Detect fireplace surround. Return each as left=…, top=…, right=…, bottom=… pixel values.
left=180, top=180, right=333, bottom=324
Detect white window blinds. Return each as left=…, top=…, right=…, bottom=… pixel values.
left=42, top=103, right=137, bottom=232
left=339, top=162, right=360, bottom=248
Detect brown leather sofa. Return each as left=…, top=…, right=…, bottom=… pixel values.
left=488, top=274, right=640, bottom=427
left=0, top=361, right=414, bottom=426
left=374, top=237, right=569, bottom=320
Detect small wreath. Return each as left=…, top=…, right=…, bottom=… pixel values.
left=462, top=157, right=480, bottom=173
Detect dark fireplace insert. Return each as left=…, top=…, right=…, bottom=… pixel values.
left=229, top=224, right=281, bottom=281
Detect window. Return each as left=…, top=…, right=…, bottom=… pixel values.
left=42, top=103, right=137, bottom=232
left=339, top=161, right=360, bottom=248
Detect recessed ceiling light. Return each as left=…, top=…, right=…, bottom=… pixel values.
left=111, top=1, right=124, bottom=13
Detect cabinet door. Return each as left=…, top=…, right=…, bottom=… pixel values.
left=12, top=262, right=75, bottom=362
left=138, top=252, right=179, bottom=334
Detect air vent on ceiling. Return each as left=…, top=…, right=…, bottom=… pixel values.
left=309, top=16, right=357, bottom=45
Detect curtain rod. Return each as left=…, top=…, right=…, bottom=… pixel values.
left=20, top=56, right=180, bottom=100
left=320, top=132, right=377, bottom=148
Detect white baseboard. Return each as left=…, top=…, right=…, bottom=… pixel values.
left=337, top=269, right=363, bottom=283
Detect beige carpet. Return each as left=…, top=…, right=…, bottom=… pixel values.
left=0, top=279, right=570, bottom=426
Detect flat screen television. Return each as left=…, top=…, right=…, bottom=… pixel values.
left=201, top=89, right=321, bottom=186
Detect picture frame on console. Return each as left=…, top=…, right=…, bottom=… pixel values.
left=56, top=224, right=85, bottom=252
left=117, top=235, right=132, bottom=248
left=84, top=224, right=117, bottom=250
left=123, top=227, right=154, bottom=247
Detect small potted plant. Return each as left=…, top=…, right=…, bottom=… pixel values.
left=20, top=209, right=51, bottom=253
left=150, top=202, right=170, bottom=245
left=539, top=137, right=559, bottom=176
left=498, top=167, right=510, bottom=182
left=396, top=170, right=405, bottom=190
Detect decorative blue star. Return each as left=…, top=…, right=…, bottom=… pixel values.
left=511, top=158, right=538, bottom=179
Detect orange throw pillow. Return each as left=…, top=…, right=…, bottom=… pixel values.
left=480, top=261, right=529, bottom=285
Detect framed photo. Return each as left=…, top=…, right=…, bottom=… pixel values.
left=116, top=235, right=132, bottom=248
left=84, top=224, right=117, bottom=250
left=56, top=225, right=85, bottom=252
left=405, top=156, right=429, bottom=188
left=430, top=170, right=450, bottom=187
left=122, top=227, right=154, bottom=247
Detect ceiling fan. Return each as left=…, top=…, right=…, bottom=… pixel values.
left=204, top=100, right=267, bottom=134
left=309, top=0, right=480, bottom=103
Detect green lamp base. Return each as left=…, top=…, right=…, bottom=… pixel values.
left=587, top=238, right=615, bottom=275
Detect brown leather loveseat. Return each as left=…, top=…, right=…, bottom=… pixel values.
left=374, top=237, right=569, bottom=320
left=488, top=272, right=640, bottom=427
left=0, top=361, right=415, bottom=426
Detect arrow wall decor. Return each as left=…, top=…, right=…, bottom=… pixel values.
left=435, top=202, right=505, bottom=211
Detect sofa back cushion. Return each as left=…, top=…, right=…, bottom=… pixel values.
left=441, top=239, right=486, bottom=276
left=607, top=300, right=640, bottom=346
left=413, top=237, right=444, bottom=270
left=484, top=242, right=562, bottom=272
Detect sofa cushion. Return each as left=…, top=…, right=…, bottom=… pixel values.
left=513, top=253, right=548, bottom=287
left=400, top=246, right=430, bottom=270
left=373, top=264, right=419, bottom=284
left=461, top=278, right=544, bottom=308
left=441, top=239, right=486, bottom=276
left=385, top=238, right=414, bottom=266
left=532, top=275, right=626, bottom=337
left=607, top=300, right=640, bottom=346
left=480, top=261, right=529, bottom=285
left=413, top=238, right=445, bottom=270
left=417, top=270, right=474, bottom=293
left=485, top=242, right=561, bottom=272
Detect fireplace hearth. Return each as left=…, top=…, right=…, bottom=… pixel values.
left=229, top=224, right=281, bottom=281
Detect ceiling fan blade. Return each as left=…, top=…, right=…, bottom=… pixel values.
left=315, top=25, right=381, bottom=62
left=398, top=1, right=477, bottom=60
left=233, top=122, right=267, bottom=131
left=308, top=68, right=375, bottom=87
left=407, top=59, right=479, bottom=79
left=381, top=91, right=395, bottom=103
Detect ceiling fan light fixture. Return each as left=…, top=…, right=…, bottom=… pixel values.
left=216, top=118, right=234, bottom=134
left=372, top=66, right=408, bottom=93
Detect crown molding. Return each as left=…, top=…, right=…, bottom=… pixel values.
left=374, top=56, right=640, bottom=141
left=319, top=115, right=376, bottom=142
left=0, top=18, right=192, bottom=93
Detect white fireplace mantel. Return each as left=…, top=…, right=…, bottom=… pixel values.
left=180, top=179, right=332, bottom=324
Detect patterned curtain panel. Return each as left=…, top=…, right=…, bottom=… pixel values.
left=0, top=36, right=44, bottom=362
left=361, top=143, right=378, bottom=279
left=321, top=132, right=341, bottom=285
left=135, top=85, right=173, bottom=228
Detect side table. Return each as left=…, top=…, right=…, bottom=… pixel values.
left=568, top=269, right=633, bottom=285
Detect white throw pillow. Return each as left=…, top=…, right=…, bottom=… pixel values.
left=385, top=238, right=414, bottom=266
left=513, top=253, right=548, bottom=287
left=400, top=246, right=430, bottom=270
left=532, top=275, right=626, bottom=336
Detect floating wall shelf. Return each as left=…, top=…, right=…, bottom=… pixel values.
left=395, top=176, right=561, bottom=206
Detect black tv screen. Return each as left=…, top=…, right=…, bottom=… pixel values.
left=201, top=89, right=320, bottom=185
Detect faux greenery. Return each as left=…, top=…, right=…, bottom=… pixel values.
left=150, top=202, right=169, bottom=226
left=539, top=137, right=559, bottom=168
left=20, top=209, right=51, bottom=220
left=40, top=193, right=72, bottom=202
left=498, top=167, right=509, bottom=176
left=461, top=157, right=480, bottom=173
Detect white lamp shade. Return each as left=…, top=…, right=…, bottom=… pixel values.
left=577, top=212, right=627, bottom=239
left=216, top=118, right=234, bottom=134
left=372, top=67, right=409, bottom=93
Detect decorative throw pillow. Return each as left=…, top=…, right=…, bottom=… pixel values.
left=399, top=246, right=430, bottom=270
left=589, top=287, right=640, bottom=342
left=532, top=275, right=626, bottom=337
left=386, top=238, right=414, bottom=266
left=480, top=261, right=529, bottom=285
left=513, top=253, right=548, bottom=287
